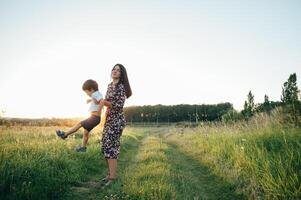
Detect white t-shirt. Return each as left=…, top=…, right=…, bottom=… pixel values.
left=88, top=91, right=103, bottom=112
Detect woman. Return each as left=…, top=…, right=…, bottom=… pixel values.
left=100, top=63, right=132, bottom=186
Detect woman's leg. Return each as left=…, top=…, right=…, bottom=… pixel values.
left=106, top=159, right=110, bottom=178
left=107, top=159, right=117, bottom=179
left=101, top=133, right=110, bottom=178
left=106, top=130, right=122, bottom=180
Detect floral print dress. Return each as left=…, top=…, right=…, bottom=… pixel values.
left=101, top=82, right=126, bottom=159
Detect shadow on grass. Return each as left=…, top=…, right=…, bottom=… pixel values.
left=164, top=141, right=246, bottom=200
left=121, top=134, right=245, bottom=200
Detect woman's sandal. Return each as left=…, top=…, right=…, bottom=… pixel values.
left=102, top=177, right=116, bottom=188
left=100, top=174, right=110, bottom=182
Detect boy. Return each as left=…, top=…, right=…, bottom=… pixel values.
left=56, top=79, right=104, bottom=152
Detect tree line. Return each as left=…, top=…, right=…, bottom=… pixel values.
left=124, top=73, right=301, bottom=125
left=124, top=103, right=233, bottom=123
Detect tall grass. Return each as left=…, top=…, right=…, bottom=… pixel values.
left=0, top=126, right=144, bottom=199
left=1, top=108, right=300, bottom=199
left=164, top=108, right=301, bottom=199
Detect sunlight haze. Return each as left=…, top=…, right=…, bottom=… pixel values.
left=0, top=0, right=300, bottom=118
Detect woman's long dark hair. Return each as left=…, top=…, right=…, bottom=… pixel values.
left=112, top=63, right=132, bottom=98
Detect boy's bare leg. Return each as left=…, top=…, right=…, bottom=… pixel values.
left=64, top=123, right=82, bottom=136
left=81, top=129, right=89, bottom=147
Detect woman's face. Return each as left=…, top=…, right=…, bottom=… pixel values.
left=111, top=65, right=121, bottom=79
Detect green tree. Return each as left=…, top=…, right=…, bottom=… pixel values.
left=281, top=73, right=299, bottom=104
left=241, top=90, right=255, bottom=118
left=281, top=73, right=301, bottom=125
left=256, top=94, right=283, bottom=113
left=262, top=94, right=272, bottom=113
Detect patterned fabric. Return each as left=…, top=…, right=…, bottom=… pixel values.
left=101, top=82, right=126, bottom=159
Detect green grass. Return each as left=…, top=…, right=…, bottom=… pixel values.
left=0, top=126, right=146, bottom=199
left=122, top=132, right=245, bottom=199
left=1, top=111, right=300, bottom=200
left=163, top=116, right=301, bottom=199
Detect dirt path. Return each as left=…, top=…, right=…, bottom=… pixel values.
left=66, top=129, right=244, bottom=199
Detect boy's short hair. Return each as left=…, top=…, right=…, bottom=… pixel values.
left=82, top=79, right=98, bottom=91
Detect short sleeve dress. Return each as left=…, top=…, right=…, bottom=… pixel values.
left=101, top=82, right=126, bottom=159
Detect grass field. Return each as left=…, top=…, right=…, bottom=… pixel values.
left=0, top=111, right=300, bottom=199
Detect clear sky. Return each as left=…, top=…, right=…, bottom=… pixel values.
left=0, top=0, right=300, bottom=118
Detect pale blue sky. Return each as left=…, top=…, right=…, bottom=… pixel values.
left=0, top=0, right=300, bottom=118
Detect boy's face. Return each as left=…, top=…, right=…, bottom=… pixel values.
left=84, top=89, right=94, bottom=97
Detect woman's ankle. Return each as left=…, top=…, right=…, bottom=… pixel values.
left=108, top=175, right=116, bottom=179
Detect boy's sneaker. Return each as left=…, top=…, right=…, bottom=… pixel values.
left=75, top=146, right=87, bottom=152
left=56, top=130, right=67, bottom=139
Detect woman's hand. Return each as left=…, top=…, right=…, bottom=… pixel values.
left=86, top=99, right=92, bottom=104
left=103, top=100, right=112, bottom=109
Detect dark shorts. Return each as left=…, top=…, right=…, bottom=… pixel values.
left=80, top=115, right=101, bottom=132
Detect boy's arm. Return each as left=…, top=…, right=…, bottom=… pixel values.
left=97, top=99, right=104, bottom=113
left=92, top=98, right=99, bottom=104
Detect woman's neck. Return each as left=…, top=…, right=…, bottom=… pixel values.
left=112, top=78, right=119, bottom=85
